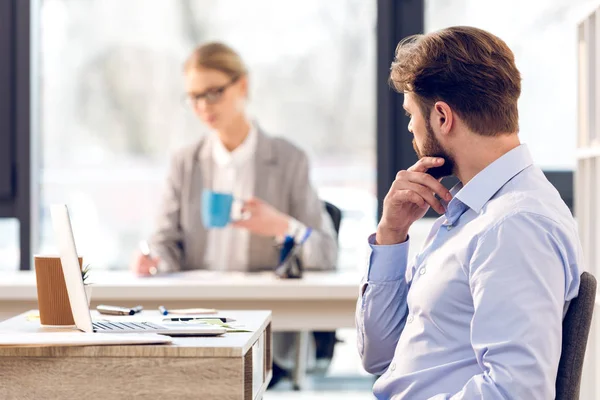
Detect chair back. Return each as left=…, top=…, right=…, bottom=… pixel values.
left=324, top=202, right=342, bottom=237
left=556, top=271, right=597, bottom=399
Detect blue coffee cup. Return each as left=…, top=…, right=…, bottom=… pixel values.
left=201, top=189, right=237, bottom=228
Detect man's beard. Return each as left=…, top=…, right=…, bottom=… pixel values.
left=412, top=119, right=455, bottom=179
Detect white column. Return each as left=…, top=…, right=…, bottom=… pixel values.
left=577, top=7, right=600, bottom=398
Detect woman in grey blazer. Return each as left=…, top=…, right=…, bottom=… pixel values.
left=130, top=42, right=338, bottom=386
left=131, top=42, right=337, bottom=274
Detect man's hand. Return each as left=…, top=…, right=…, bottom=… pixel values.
left=232, top=197, right=290, bottom=237
left=376, top=157, right=452, bottom=245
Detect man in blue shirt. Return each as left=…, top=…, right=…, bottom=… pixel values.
left=356, top=26, right=582, bottom=399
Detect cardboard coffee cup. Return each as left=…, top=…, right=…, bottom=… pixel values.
left=34, top=256, right=82, bottom=326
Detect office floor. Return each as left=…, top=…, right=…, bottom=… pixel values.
left=267, top=391, right=372, bottom=400
left=265, top=328, right=375, bottom=399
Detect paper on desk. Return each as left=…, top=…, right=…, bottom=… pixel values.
left=25, top=310, right=40, bottom=321
left=201, top=319, right=252, bottom=333
left=0, top=332, right=173, bottom=347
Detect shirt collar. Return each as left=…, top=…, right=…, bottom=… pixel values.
left=443, top=144, right=533, bottom=224
left=211, top=123, right=258, bottom=167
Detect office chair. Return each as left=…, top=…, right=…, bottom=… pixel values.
left=324, top=201, right=342, bottom=236
left=555, top=271, right=597, bottom=399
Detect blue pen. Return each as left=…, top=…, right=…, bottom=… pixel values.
left=279, top=236, right=295, bottom=264
left=158, top=305, right=168, bottom=315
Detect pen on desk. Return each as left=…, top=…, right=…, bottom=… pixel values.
left=165, top=317, right=236, bottom=323
left=97, top=305, right=144, bottom=316
left=159, top=305, right=168, bottom=315
left=130, top=305, right=144, bottom=315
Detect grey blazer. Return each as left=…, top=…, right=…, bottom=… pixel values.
left=150, top=128, right=338, bottom=272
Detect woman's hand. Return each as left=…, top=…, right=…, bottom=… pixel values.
left=130, top=252, right=160, bottom=276
left=232, top=197, right=290, bottom=237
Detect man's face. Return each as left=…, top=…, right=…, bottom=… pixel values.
left=403, top=92, right=454, bottom=179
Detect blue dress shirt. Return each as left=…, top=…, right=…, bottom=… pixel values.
left=356, top=145, right=582, bottom=399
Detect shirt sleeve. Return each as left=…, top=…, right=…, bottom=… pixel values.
left=356, top=233, right=414, bottom=375
left=428, top=212, right=574, bottom=399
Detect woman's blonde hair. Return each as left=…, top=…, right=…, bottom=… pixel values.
left=184, top=42, right=247, bottom=79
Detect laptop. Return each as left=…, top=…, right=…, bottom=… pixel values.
left=50, top=204, right=226, bottom=337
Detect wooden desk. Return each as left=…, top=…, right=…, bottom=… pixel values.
left=0, top=270, right=361, bottom=391
left=0, top=310, right=272, bottom=400
left=0, top=270, right=360, bottom=330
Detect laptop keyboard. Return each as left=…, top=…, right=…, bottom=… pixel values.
left=92, top=321, right=164, bottom=332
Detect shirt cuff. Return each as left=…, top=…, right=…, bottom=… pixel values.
left=366, top=233, right=410, bottom=282
left=275, top=217, right=308, bottom=244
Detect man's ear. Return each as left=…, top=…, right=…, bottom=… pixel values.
left=433, top=101, right=453, bottom=135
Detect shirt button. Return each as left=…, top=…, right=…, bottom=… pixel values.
left=419, top=268, right=426, bottom=275
left=407, top=315, right=414, bottom=323
left=390, top=363, right=396, bottom=372
left=446, top=225, right=453, bottom=231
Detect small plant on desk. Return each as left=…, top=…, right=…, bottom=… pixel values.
left=82, top=264, right=93, bottom=306
left=81, top=264, right=91, bottom=285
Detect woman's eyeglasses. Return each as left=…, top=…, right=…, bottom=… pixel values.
left=184, top=76, right=239, bottom=107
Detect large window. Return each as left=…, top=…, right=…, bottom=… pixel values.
left=38, top=0, right=377, bottom=270
left=5, top=0, right=579, bottom=269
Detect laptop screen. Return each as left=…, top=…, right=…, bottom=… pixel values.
left=50, top=204, right=94, bottom=333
